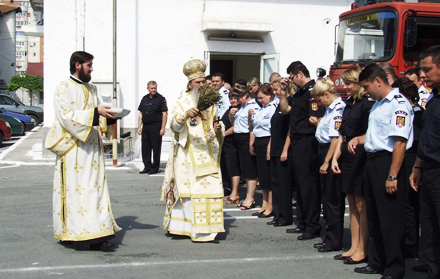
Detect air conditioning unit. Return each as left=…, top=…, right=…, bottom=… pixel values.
left=0, top=80, right=5, bottom=84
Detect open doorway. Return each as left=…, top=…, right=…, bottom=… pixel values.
left=209, top=54, right=260, bottom=85
left=207, top=53, right=280, bottom=85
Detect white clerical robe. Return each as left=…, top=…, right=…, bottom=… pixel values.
left=46, top=78, right=121, bottom=241
left=161, top=89, right=225, bottom=242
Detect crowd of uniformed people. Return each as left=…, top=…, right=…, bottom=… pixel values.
left=210, top=45, right=440, bottom=279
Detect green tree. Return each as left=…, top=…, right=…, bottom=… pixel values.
left=7, top=74, right=43, bottom=93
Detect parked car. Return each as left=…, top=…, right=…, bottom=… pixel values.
left=0, top=94, right=44, bottom=125
left=0, top=109, right=35, bottom=131
left=0, top=114, right=25, bottom=136
left=0, top=119, right=12, bottom=146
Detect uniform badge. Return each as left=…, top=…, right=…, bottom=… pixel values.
left=396, top=116, right=406, bottom=128
left=311, top=102, right=318, bottom=111
left=190, top=117, right=198, bottom=126
left=335, top=121, right=341, bottom=130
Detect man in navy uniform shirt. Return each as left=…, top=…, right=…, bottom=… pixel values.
left=410, top=45, right=440, bottom=279
left=349, top=64, right=413, bottom=279
left=138, top=81, right=168, bottom=174
left=279, top=61, right=325, bottom=241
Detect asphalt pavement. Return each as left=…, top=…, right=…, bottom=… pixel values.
left=0, top=127, right=425, bottom=279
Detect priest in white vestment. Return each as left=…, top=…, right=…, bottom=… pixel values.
left=46, top=51, right=121, bottom=250
left=161, top=59, right=225, bottom=242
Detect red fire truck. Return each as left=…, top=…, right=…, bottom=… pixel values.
left=329, top=1, right=440, bottom=97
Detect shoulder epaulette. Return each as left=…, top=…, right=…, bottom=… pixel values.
left=394, top=94, right=406, bottom=103
left=414, top=106, right=422, bottom=112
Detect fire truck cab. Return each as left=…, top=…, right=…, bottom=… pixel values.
left=330, top=1, right=440, bottom=97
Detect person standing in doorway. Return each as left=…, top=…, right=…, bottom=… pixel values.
left=138, top=81, right=168, bottom=174
left=212, top=73, right=231, bottom=118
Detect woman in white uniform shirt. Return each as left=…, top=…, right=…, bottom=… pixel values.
left=249, top=84, right=279, bottom=217
left=229, top=85, right=260, bottom=210
left=310, top=78, right=346, bottom=252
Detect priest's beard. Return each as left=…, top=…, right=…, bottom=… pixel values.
left=78, top=66, right=92, bottom=83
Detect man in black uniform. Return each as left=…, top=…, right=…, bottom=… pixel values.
left=279, top=61, right=325, bottom=240
left=138, top=81, right=168, bottom=174
left=410, top=45, right=440, bottom=279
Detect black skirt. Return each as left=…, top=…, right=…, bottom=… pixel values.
left=234, top=133, right=258, bottom=179
left=340, top=141, right=366, bottom=195
left=221, top=138, right=241, bottom=177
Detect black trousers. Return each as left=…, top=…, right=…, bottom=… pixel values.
left=141, top=122, right=162, bottom=171
left=255, top=137, right=271, bottom=190
left=318, top=145, right=345, bottom=249
left=364, top=152, right=405, bottom=279
left=403, top=149, right=419, bottom=258
left=291, top=136, right=321, bottom=236
left=271, top=153, right=293, bottom=225
left=420, top=163, right=440, bottom=279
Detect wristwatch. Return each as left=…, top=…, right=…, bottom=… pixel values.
left=387, top=175, right=397, bottom=181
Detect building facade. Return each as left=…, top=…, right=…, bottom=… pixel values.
left=44, top=0, right=353, bottom=130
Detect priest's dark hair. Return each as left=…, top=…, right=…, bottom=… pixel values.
left=70, top=51, right=94, bottom=74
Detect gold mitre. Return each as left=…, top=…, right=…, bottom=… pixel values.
left=183, top=59, right=206, bottom=81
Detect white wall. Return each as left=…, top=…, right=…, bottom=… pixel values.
left=44, top=0, right=351, bottom=129
left=0, top=11, right=17, bottom=89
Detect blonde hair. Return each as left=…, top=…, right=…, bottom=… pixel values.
left=340, top=66, right=364, bottom=100
left=272, top=77, right=297, bottom=97
left=247, top=77, right=261, bottom=88
left=311, top=77, right=335, bottom=98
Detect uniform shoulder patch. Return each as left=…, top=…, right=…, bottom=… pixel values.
left=334, top=116, right=342, bottom=130
left=395, top=109, right=408, bottom=128
left=396, top=116, right=406, bottom=128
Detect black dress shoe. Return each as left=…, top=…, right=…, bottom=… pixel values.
left=334, top=253, right=350, bottom=260
left=313, top=242, right=325, bottom=248
left=274, top=222, right=291, bottom=227
left=297, top=233, right=319, bottom=240
left=286, top=227, right=304, bottom=234
left=148, top=169, right=159, bottom=174
left=343, top=257, right=368, bottom=264
left=318, top=245, right=341, bottom=252
left=252, top=210, right=264, bottom=216
left=380, top=276, right=393, bottom=279
left=258, top=212, right=274, bottom=218
left=267, top=220, right=276, bottom=225
left=90, top=241, right=116, bottom=252
left=139, top=168, right=149, bottom=174
left=412, top=264, right=428, bottom=272
left=354, top=265, right=380, bottom=274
